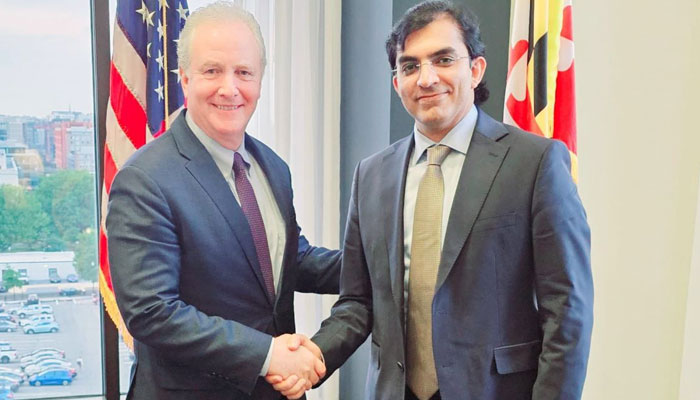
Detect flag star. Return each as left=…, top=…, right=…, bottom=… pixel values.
left=156, top=50, right=164, bottom=71
left=171, top=68, right=181, bottom=83
left=146, top=42, right=152, bottom=58
left=135, top=1, right=149, bottom=23
left=154, top=81, right=164, bottom=101
left=177, top=2, right=188, bottom=21
left=136, top=1, right=155, bottom=27
left=157, top=20, right=164, bottom=40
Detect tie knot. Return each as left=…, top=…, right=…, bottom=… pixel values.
left=233, top=152, right=247, bottom=176
left=427, top=145, right=451, bottom=166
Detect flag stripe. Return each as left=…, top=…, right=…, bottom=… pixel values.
left=110, top=64, right=147, bottom=149
left=532, top=34, right=548, bottom=115
left=106, top=106, right=138, bottom=169
left=504, top=0, right=577, bottom=180
left=112, top=23, right=147, bottom=108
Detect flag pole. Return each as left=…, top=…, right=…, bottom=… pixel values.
left=162, top=2, right=170, bottom=130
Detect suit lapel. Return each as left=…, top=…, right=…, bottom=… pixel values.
left=436, top=111, right=510, bottom=290
left=171, top=115, right=272, bottom=305
left=380, top=137, right=413, bottom=318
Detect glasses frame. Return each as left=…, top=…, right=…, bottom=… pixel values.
left=392, top=55, right=471, bottom=78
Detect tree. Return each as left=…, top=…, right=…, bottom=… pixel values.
left=0, top=185, right=53, bottom=251
left=34, top=170, right=97, bottom=247
left=2, top=268, right=24, bottom=291
left=73, top=229, right=98, bottom=282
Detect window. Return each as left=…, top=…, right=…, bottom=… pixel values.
left=0, top=0, right=102, bottom=398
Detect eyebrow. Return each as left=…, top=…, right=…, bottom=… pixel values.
left=397, top=47, right=459, bottom=64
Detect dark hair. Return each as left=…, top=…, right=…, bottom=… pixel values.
left=386, top=0, right=489, bottom=105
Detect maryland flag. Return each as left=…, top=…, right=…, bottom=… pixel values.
left=99, top=0, right=189, bottom=349
left=504, top=0, right=578, bottom=181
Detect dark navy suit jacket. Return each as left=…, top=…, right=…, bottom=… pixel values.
left=107, top=111, right=340, bottom=400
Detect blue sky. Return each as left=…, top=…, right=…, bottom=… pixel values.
left=0, top=0, right=218, bottom=119
left=0, top=0, right=95, bottom=118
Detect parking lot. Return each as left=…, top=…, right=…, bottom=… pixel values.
left=0, top=291, right=134, bottom=399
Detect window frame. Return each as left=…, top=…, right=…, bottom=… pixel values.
left=89, top=0, right=120, bottom=399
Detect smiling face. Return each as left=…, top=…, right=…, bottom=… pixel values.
left=180, top=19, right=262, bottom=150
left=392, top=14, right=486, bottom=141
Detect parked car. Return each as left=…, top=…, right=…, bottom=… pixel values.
left=48, top=275, right=61, bottom=284
left=65, top=274, right=78, bottom=283
left=21, top=353, right=62, bottom=368
left=24, top=295, right=38, bottom=306
left=0, top=349, right=17, bottom=364
left=19, top=348, right=64, bottom=361
left=0, top=378, right=18, bottom=392
left=0, top=371, right=24, bottom=384
left=0, top=387, right=12, bottom=399
left=22, top=321, right=59, bottom=335
left=25, top=360, right=73, bottom=377
left=15, top=305, right=52, bottom=319
left=58, top=287, right=84, bottom=296
left=0, top=322, right=16, bottom=333
left=18, top=314, right=54, bottom=327
left=0, top=314, right=15, bottom=324
left=28, top=368, right=73, bottom=386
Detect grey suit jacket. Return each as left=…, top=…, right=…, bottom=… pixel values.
left=312, top=109, right=593, bottom=400
left=106, top=111, right=340, bottom=400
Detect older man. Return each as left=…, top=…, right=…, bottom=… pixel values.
left=106, top=2, right=339, bottom=399
left=274, top=1, right=593, bottom=399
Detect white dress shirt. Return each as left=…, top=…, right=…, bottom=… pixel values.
left=402, top=106, right=478, bottom=309
left=186, top=113, right=285, bottom=375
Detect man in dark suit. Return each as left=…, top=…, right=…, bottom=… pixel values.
left=272, top=1, right=593, bottom=399
left=106, top=3, right=339, bottom=399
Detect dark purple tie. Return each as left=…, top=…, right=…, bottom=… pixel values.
left=233, top=152, right=275, bottom=300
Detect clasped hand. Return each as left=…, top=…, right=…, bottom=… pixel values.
left=265, top=333, right=325, bottom=399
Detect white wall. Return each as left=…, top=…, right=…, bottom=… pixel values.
left=575, top=1, right=700, bottom=399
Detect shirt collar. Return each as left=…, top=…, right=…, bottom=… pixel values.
left=185, top=110, right=252, bottom=173
left=411, top=105, right=478, bottom=165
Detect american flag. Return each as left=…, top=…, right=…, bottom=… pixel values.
left=504, top=0, right=578, bottom=182
left=99, top=0, right=189, bottom=349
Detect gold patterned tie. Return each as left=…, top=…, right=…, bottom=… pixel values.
left=407, top=144, right=451, bottom=400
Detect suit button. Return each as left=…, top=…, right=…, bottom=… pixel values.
left=397, top=361, right=404, bottom=371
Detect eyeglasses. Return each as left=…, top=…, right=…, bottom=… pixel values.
left=392, top=55, right=470, bottom=78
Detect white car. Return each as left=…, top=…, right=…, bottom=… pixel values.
left=15, top=305, right=53, bottom=319
left=20, top=350, right=65, bottom=365
left=24, top=359, right=72, bottom=375
left=18, top=314, right=54, bottom=327
left=0, top=348, right=18, bottom=364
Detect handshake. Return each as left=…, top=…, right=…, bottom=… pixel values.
left=265, top=333, right=326, bottom=399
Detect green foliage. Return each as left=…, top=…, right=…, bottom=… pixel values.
left=2, top=268, right=24, bottom=291
left=74, top=229, right=98, bottom=282
left=0, top=170, right=97, bottom=253
left=34, top=170, right=97, bottom=245
left=0, top=185, right=53, bottom=251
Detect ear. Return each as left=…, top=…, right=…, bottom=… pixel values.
left=470, top=56, right=487, bottom=89
left=179, top=67, right=189, bottom=93
left=392, top=74, right=400, bottom=94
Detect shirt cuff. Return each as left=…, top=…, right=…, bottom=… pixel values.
left=259, top=338, right=274, bottom=376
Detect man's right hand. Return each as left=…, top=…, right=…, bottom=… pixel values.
left=266, top=334, right=325, bottom=399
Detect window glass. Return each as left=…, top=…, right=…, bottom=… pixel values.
left=0, top=0, right=102, bottom=398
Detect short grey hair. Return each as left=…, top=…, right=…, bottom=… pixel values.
left=177, top=1, right=267, bottom=72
